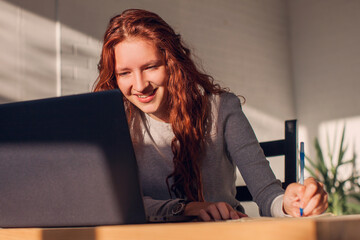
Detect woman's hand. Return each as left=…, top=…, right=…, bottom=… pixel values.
left=184, top=201, right=248, bottom=221
left=283, top=177, right=328, bottom=217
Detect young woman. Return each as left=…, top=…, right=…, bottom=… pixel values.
left=94, top=9, right=328, bottom=221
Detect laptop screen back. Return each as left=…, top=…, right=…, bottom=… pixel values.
left=0, top=90, right=147, bottom=227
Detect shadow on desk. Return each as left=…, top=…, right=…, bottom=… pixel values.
left=42, top=228, right=95, bottom=240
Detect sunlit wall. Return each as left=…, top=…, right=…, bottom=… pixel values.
left=0, top=0, right=57, bottom=103
left=289, top=0, right=360, bottom=172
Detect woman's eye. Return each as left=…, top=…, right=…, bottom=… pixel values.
left=117, top=72, right=130, bottom=77
left=146, top=65, right=158, bottom=70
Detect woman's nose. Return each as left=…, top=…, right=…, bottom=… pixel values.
left=133, top=71, right=148, bottom=92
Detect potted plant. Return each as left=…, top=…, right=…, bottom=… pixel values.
left=306, top=125, right=360, bottom=215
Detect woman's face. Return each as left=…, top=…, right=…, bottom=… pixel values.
left=114, top=38, right=169, bottom=122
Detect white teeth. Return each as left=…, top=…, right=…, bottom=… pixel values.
left=137, top=89, right=155, bottom=98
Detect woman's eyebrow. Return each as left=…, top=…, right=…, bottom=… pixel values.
left=115, top=59, right=162, bottom=72
left=115, top=66, right=131, bottom=73
left=142, top=59, right=162, bottom=66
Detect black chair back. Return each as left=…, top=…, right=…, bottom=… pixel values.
left=235, top=119, right=297, bottom=201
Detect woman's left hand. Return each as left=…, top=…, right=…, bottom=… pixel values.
left=283, top=177, right=328, bottom=217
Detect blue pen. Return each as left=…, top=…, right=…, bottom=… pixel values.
left=300, top=142, right=305, bottom=217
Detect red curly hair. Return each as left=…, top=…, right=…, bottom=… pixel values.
left=93, top=9, right=225, bottom=201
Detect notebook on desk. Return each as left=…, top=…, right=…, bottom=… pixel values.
left=0, top=90, right=193, bottom=228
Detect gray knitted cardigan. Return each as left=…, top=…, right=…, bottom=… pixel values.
left=130, top=92, right=284, bottom=217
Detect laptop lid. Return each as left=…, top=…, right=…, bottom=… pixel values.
left=0, top=90, right=147, bottom=227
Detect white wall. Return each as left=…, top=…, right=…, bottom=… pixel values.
left=1, top=0, right=294, bottom=136
left=289, top=0, right=360, bottom=164
left=8, top=0, right=358, bottom=217
left=57, top=1, right=295, bottom=144
left=0, top=0, right=57, bottom=103
left=176, top=0, right=295, bottom=142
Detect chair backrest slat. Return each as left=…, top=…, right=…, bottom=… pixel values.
left=235, top=119, right=297, bottom=202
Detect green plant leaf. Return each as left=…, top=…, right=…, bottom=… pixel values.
left=348, top=192, right=360, bottom=202
left=336, top=125, right=347, bottom=167
left=305, top=156, right=317, bottom=169
left=305, top=165, right=320, bottom=181
left=333, top=125, right=349, bottom=188
left=309, top=123, right=359, bottom=216
left=305, top=156, right=323, bottom=180
left=314, top=138, right=328, bottom=180
left=326, top=130, right=335, bottom=169
left=339, top=159, right=355, bottom=167
left=351, top=150, right=358, bottom=177
left=346, top=202, right=360, bottom=214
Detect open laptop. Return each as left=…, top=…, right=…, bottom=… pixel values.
left=0, top=90, right=193, bottom=228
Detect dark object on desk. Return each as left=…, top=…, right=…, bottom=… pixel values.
left=0, top=90, right=148, bottom=227
left=236, top=120, right=297, bottom=201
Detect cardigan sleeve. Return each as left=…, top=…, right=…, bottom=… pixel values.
left=220, top=93, right=284, bottom=216
left=142, top=196, right=185, bottom=216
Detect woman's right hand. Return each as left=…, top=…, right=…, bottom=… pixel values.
left=184, top=201, right=248, bottom=221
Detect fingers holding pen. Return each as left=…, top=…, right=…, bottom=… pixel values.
left=301, top=177, right=328, bottom=216
left=300, top=178, right=318, bottom=207
left=283, top=182, right=306, bottom=216
left=284, top=178, right=328, bottom=217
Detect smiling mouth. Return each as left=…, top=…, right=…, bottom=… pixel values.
left=137, top=89, right=157, bottom=98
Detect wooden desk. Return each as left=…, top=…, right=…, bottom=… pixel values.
left=1, top=215, right=359, bottom=240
